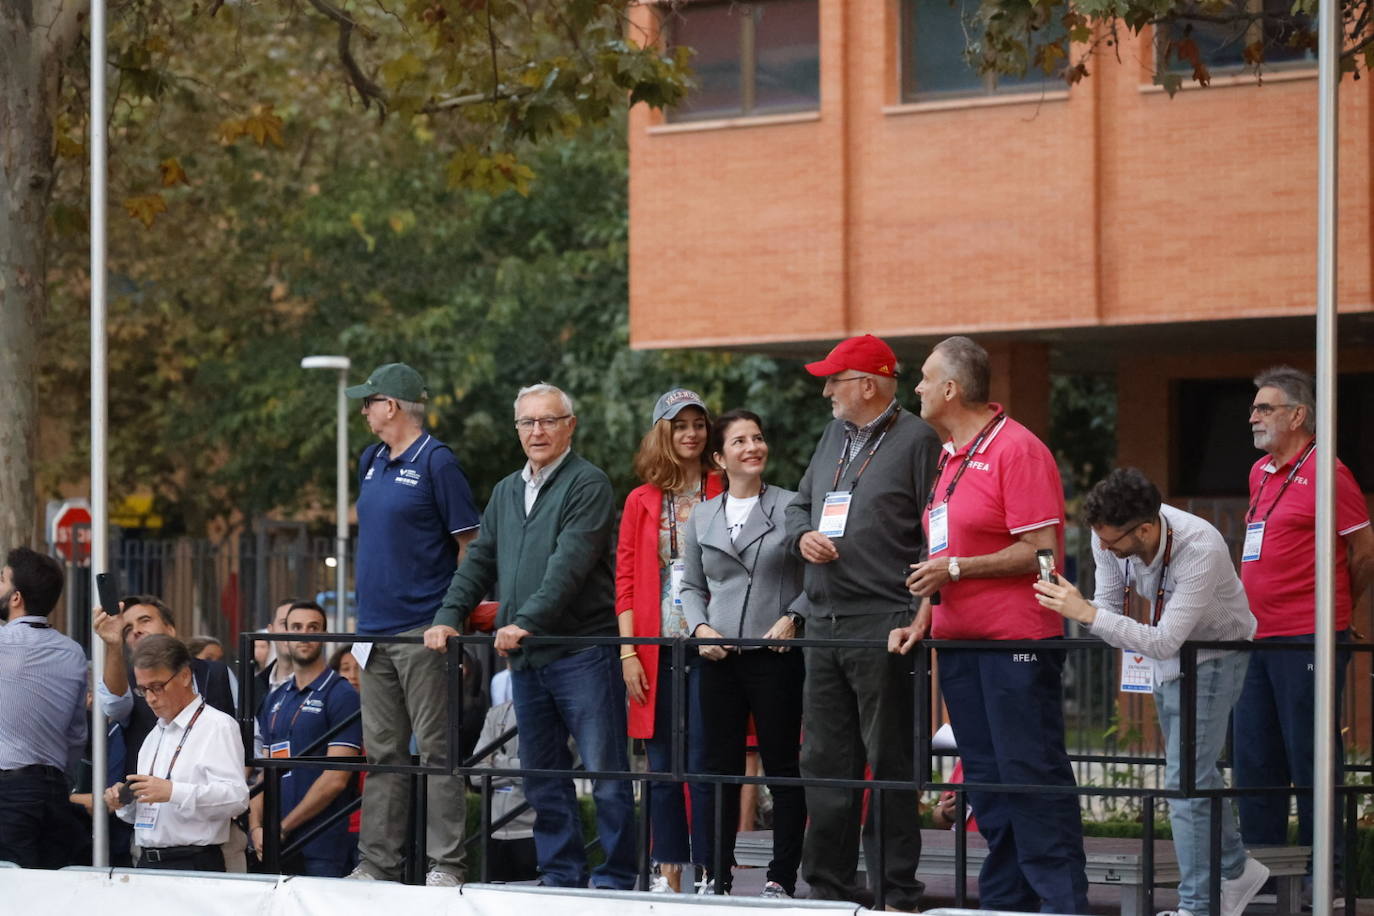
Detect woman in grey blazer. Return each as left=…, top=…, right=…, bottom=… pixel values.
left=680, top=408, right=806, bottom=899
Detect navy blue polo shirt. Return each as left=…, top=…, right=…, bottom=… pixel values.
left=355, top=432, right=481, bottom=635
left=258, top=668, right=363, bottom=861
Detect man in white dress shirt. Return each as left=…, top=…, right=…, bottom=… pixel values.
left=1034, top=468, right=1266, bottom=916
left=105, top=634, right=248, bottom=872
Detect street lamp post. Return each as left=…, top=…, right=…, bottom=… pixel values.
left=301, top=355, right=352, bottom=632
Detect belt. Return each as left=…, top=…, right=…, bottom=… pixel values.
left=141, top=845, right=213, bottom=863
left=0, top=764, right=64, bottom=780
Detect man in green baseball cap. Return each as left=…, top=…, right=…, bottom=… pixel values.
left=344, top=362, right=428, bottom=402
left=344, top=361, right=481, bottom=886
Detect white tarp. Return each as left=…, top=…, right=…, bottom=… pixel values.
left=0, top=868, right=855, bottom=916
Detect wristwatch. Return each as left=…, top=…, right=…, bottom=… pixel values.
left=947, top=557, right=961, bottom=582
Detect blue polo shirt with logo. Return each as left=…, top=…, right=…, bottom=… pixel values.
left=259, top=668, right=363, bottom=862
left=355, top=432, right=481, bottom=635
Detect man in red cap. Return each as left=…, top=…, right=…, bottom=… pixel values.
left=784, top=334, right=941, bottom=911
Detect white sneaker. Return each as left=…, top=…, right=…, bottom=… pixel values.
left=649, top=874, right=673, bottom=893
left=1156, top=910, right=1196, bottom=916
left=425, top=870, right=461, bottom=887
left=1221, top=857, right=1270, bottom=916
left=345, top=864, right=379, bottom=880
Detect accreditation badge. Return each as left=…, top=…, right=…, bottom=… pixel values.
left=670, top=560, right=687, bottom=607
left=1241, top=522, right=1265, bottom=563
left=818, top=491, right=853, bottom=538
left=928, top=504, right=950, bottom=555
left=134, top=802, right=161, bottom=831
left=1119, top=649, right=1155, bottom=694
left=268, top=741, right=291, bottom=759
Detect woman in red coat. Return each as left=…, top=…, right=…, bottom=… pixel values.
left=617, top=388, right=721, bottom=892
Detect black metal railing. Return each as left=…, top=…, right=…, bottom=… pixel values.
left=239, top=630, right=1370, bottom=911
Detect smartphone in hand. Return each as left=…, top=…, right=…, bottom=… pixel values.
left=117, top=783, right=136, bottom=806
left=96, top=571, right=121, bottom=613
left=1036, top=549, right=1058, bottom=585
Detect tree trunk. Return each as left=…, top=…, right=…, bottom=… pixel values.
left=0, top=0, right=85, bottom=548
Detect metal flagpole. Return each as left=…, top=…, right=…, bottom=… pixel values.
left=89, top=0, right=110, bottom=869
left=1311, top=0, right=1339, bottom=905
left=335, top=367, right=349, bottom=632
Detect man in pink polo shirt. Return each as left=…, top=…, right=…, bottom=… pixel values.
left=1232, top=366, right=1373, bottom=895
left=890, top=336, right=1087, bottom=914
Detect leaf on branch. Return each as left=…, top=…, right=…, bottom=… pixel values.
left=243, top=105, right=285, bottom=147
left=1037, top=40, right=1068, bottom=75
left=218, top=119, right=246, bottom=145
left=56, top=134, right=86, bottom=159
left=1174, top=38, right=1211, bottom=86
left=160, top=157, right=190, bottom=187
left=381, top=53, right=426, bottom=89
left=349, top=212, right=377, bottom=252
left=123, top=195, right=168, bottom=229
left=1157, top=71, right=1184, bottom=96
left=1243, top=41, right=1266, bottom=65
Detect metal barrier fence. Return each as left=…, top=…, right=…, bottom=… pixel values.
left=241, top=630, right=1371, bottom=912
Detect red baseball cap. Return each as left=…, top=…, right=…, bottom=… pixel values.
left=804, top=334, right=899, bottom=378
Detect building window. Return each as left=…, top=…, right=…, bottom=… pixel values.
left=1156, top=0, right=1315, bottom=75
left=665, top=0, right=820, bottom=122
left=901, top=0, right=1066, bottom=102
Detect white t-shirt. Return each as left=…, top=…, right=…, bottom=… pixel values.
left=724, top=495, right=759, bottom=542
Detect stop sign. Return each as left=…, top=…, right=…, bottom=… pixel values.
left=50, top=500, right=93, bottom=565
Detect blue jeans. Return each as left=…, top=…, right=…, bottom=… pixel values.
left=1232, top=632, right=1351, bottom=874
left=512, top=646, right=637, bottom=889
left=939, top=646, right=1088, bottom=915
left=1156, top=653, right=1250, bottom=916
left=643, top=655, right=713, bottom=868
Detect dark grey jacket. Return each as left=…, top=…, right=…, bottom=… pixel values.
left=784, top=405, right=941, bottom=618
left=680, top=485, right=803, bottom=641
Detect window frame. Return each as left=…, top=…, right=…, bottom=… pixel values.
left=665, top=0, right=821, bottom=123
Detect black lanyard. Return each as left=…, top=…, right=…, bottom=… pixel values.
left=268, top=671, right=333, bottom=740
left=831, top=406, right=902, bottom=491
left=1122, top=521, right=1174, bottom=627
left=19, top=620, right=51, bottom=629
left=1246, top=439, right=1316, bottom=524
left=926, top=411, right=1006, bottom=507
left=150, top=699, right=207, bottom=780
left=666, top=480, right=708, bottom=560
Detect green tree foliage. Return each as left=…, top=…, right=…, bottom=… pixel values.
left=7, top=0, right=690, bottom=545
left=42, top=119, right=831, bottom=530
left=952, top=0, right=1358, bottom=95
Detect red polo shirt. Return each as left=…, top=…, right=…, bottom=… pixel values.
left=925, top=408, right=1066, bottom=640
left=1239, top=440, right=1371, bottom=637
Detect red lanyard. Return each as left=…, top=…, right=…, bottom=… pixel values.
left=151, top=699, right=207, bottom=780
left=831, top=406, right=902, bottom=491
left=926, top=411, right=1006, bottom=507
left=1122, top=521, right=1174, bottom=627
left=1246, top=440, right=1316, bottom=524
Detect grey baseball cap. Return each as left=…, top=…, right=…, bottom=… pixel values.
left=345, top=363, right=428, bottom=401
left=652, top=388, right=707, bottom=425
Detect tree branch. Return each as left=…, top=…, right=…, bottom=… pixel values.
left=303, top=0, right=387, bottom=118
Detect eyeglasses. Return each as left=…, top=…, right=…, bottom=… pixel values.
left=133, top=667, right=186, bottom=698
left=515, top=415, right=571, bottom=432
left=1248, top=401, right=1293, bottom=418
left=363, top=396, right=391, bottom=409
left=1097, top=521, right=1148, bottom=552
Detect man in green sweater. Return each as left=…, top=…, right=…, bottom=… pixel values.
left=424, top=383, right=635, bottom=889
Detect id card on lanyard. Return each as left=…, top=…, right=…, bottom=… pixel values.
left=928, top=504, right=949, bottom=555
left=1242, top=440, right=1316, bottom=563
left=819, top=491, right=853, bottom=538
left=1120, top=652, right=1155, bottom=693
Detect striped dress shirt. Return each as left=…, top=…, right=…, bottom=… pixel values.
left=1089, top=504, right=1256, bottom=684
left=0, top=616, right=88, bottom=772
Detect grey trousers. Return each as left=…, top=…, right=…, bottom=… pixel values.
left=800, top=611, right=923, bottom=910
left=357, top=628, right=467, bottom=879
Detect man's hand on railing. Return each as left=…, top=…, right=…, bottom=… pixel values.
left=887, top=602, right=931, bottom=655
left=423, top=624, right=460, bottom=653
left=493, top=624, right=530, bottom=656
